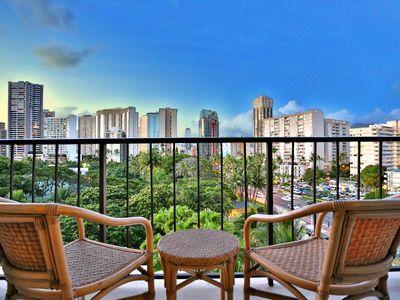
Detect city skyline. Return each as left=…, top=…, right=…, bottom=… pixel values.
left=1, top=1, right=400, bottom=137
left=1, top=78, right=399, bottom=138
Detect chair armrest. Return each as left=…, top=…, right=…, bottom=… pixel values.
left=315, top=212, right=328, bottom=239
left=58, top=205, right=153, bottom=253
left=244, top=202, right=333, bottom=250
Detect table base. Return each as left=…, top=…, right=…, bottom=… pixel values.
left=161, top=256, right=236, bottom=300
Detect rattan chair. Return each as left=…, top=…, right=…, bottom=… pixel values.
left=0, top=197, right=154, bottom=300
left=244, top=199, right=400, bottom=300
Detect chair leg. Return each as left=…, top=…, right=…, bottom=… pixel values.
left=243, top=255, right=251, bottom=300
left=6, top=281, right=17, bottom=300
left=220, top=265, right=226, bottom=300
left=147, top=256, right=155, bottom=297
left=226, top=257, right=234, bottom=300
left=376, top=274, right=389, bottom=300
left=165, top=264, right=177, bottom=300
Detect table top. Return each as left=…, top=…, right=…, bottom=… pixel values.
left=157, top=229, right=240, bottom=267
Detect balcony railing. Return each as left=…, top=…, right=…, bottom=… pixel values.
left=0, top=136, right=400, bottom=280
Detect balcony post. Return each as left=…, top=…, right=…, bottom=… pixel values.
left=99, top=143, right=107, bottom=243
left=266, top=141, right=274, bottom=286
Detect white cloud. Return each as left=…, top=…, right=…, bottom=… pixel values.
left=326, top=109, right=357, bottom=122
left=277, top=100, right=304, bottom=115
left=220, top=110, right=252, bottom=137
left=327, top=107, right=400, bottom=124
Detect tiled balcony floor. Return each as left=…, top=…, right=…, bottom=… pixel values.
left=1, top=272, right=399, bottom=299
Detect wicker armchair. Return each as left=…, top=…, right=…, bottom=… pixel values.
left=244, top=199, right=400, bottom=300
left=0, top=198, right=154, bottom=300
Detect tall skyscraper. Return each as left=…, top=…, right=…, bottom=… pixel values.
left=253, top=95, right=273, bottom=153
left=78, top=115, right=96, bottom=156
left=0, top=122, right=7, bottom=156
left=199, top=109, right=219, bottom=156
left=96, top=107, right=139, bottom=161
left=159, top=107, right=177, bottom=138
left=8, top=81, right=43, bottom=159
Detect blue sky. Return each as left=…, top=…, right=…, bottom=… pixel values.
left=1, top=1, right=400, bottom=136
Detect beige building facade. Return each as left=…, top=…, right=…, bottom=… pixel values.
left=263, top=109, right=325, bottom=169
left=350, top=124, right=397, bottom=175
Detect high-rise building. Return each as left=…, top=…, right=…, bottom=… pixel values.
left=253, top=95, right=273, bottom=153
left=263, top=109, right=325, bottom=169
left=385, top=120, right=400, bottom=168
left=148, top=113, right=159, bottom=138
left=324, top=119, right=350, bottom=164
left=96, top=107, right=139, bottom=161
left=185, top=127, right=192, bottom=150
left=65, top=114, right=78, bottom=161
left=199, top=109, right=219, bottom=156
left=230, top=142, right=252, bottom=158
left=159, top=108, right=177, bottom=138
left=43, top=114, right=78, bottom=161
left=8, top=81, right=43, bottom=159
left=138, top=115, right=148, bottom=153
left=138, top=112, right=160, bottom=152
left=0, top=122, right=7, bottom=156
left=43, top=116, right=67, bottom=158
left=350, top=124, right=396, bottom=175
left=78, top=115, right=97, bottom=156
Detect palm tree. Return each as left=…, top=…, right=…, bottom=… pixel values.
left=176, top=157, right=197, bottom=178
left=247, top=154, right=266, bottom=204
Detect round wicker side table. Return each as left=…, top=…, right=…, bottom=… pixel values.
left=157, top=229, right=240, bottom=300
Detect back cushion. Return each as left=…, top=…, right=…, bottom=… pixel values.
left=345, top=217, right=400, bottom=266
left=0, top=222, right=47, bottom=272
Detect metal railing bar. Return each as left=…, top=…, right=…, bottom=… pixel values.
left=149, top=143, right=154, bottom=228
left=125, top=143, right=130, bottom=246
left=357, top=141, right=361, bottom=200
left=77, top=144, right=81, bottom=207
left=313, top=142, right=317, bottom=229
left=31, top=145, right=36, bottom=203
left=379, top=141, right=383, bottom=199
left=9, top=144, right=14, bottom=200
left=196, top=142, right=200, bottom=228
left=99, top=143, right=107, bottom=243
left=54, top=144, right=59, bottom=203
left=173, top=143, right=177, bottom=232
left=220, top=142, right=224, bottom=230
left=336, top=141, right=340, bottom=200
left=266, top=141, right=274, bottom=287
left=290, top=142, right=295, bottom=241
left=243, top=142, right=248, bottom=219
